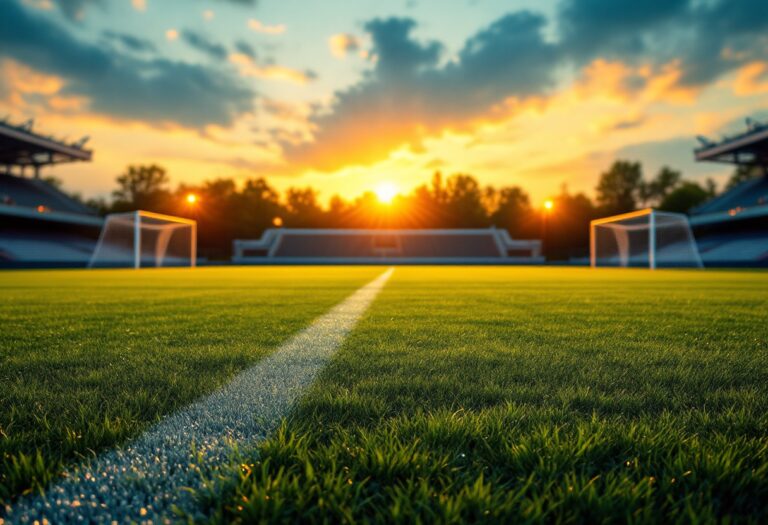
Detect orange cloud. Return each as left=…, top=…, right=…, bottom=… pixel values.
left=228, top=53, right=312, bottom=85
left=733, top=62, right=768, bottom=96
left=328, top=33, right=360, bottom=59
left=2, top=59, right=64, bottom=96
left=165, top=29, right=178, bottom=41
left=576, top=59, right=698, bottom=104
left=132, top=0, right=146, bottom=12
left=48, top=95, right=88, bottom=111
left=247, top=19, right=286, bottom=35
left=262, top=99, right=310, bottom=123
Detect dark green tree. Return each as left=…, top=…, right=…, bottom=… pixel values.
left=489, top=186, right=531, bottom=237
left=285, top=187, right=324, bottom=227
left=111, top=164, right=171, bottom=212
left=640, top=166, right=682, bottom=205
left=595, top=160, right=643, bottom=214
left=659, top=181, right=713, bottom=213
left=444, top=174, right=488, bottom=227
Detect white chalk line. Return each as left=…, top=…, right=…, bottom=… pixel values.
left=6, top=268, right=394, bottom=524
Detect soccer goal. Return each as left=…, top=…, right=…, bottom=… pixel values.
left=590, top=208, right=703, bottom=269
left=88, top=210, right=196, bottom=269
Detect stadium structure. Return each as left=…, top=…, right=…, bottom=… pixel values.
left=0, top=119, right=101, bottom=267
left=691, top=118, right=768, bottom=266
left=233, top=228, right=543, bottom=264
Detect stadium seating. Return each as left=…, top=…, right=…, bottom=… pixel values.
left=0, top=175, right=101, bottom=267
left=234, top=228, right=543, bottom=264
left=696, top=233, right=768, bottom=265
left=0, top=231, right=95, bottom=264
left=0, top=174, right=95, bottom=215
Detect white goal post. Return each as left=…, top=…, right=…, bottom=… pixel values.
left=590, top=208, right=703, bottom=269
left=88, top=210, right=197, bottom=269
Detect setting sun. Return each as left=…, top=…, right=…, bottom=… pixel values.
left=543, top=199, right=554, bottom=211
left=186, top=193, right=198, bottom=204
left=375, top=182, right=398, bottom=204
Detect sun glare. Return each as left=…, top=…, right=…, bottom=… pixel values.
left=375, top=182, right=398, bottom=204
left=186, top=193, right=198, bottom=204
left=543, top=199, right=554, bottom=211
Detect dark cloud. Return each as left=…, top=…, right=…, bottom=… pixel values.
left=234, top=40, right=258, bottom=60
left=558, top=0, right=688, bottom=60
left=0, top=0, right=254, bottom=127
left=50, top=0, right=254, bottom=22
left=364, top=18, right=442, bottom=79
left=559, top=0, right=768, bottom=86
left=285, top=1, right=768, bottom=172
left=102, top=30, right=156, bottom=53
left=609, top=116, right=646, bottom=131
left=284, top=13, right=558, bottom=170
left=181, top=30, right=228, bottom=61
left=51, top=0, right=103, bottom=21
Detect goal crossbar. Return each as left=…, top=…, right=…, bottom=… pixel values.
left=88, top=210, right=197, bottom=269
left=590, top=208, right=703, bottom=269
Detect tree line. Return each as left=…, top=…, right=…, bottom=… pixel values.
left=72, top=161, right=758, bottom=260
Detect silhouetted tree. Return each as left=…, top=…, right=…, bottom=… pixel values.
left=640, top=166, right=682, bottom=206
left=542, top=188, right=597, bottom=260
left=489, top=186, right=531, bottom=237
left=285, top=187, right=323, bottom=227
left=111, top=164, right=171, bottom=212
left=595, top=160, right=643, bottom=214
left=444, top=174, right=488, bottom=227
left=236, top=178, right=283, bottom=236
left=659, top=181, right=715, bottom=214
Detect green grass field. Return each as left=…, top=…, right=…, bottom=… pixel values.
left=2, top=267, right=768, bottom=522
left=0, top=267, right=382, bottom=505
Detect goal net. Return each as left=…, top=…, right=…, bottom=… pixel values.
left=590, top=209, right=703, bottom=269
left=88, top=211, right=196, bottom=268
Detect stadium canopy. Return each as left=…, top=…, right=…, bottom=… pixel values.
left=694, top=118, right=768, bottom=167
left=0, top=119, right=91, bottom=177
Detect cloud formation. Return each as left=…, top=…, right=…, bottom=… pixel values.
left=229, top=53, right=315, bottom=84
left=559, top=0, right=768, bottom=87
left=181, top=30, right=228, bottom=61
left=0, top=0, right=254, bottom=128
left=284, top=13, right=558, bottom=170
left=50, top=0, right=101, bottom=21
left=284, top=0, right=768, bottom=172
left=328, top=33, right=361, bottom=59
left=44, top=0, right=254, bottom=21
left=248, top=19, right=286, bottom=35
left=102, top=30, right=156, bottom=53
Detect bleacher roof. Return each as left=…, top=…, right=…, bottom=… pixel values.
left=695, top=119, right=768, bottom=166
left=0, top=120, right=91, bottom=167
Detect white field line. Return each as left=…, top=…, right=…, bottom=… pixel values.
left=6, top=268, right=394, bottom=524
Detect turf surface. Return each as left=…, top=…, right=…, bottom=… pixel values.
left=191, top=267, right=768, bottom=523
left=0, top=266, right=382, bottom=505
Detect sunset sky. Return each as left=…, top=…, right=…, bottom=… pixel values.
left=1, top=0, right=767, bottom=204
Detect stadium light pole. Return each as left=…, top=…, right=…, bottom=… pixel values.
left=542, top=199, right=554, bottom=260
left=185, top=193, right=199, bottom=268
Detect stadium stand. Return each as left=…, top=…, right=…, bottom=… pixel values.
left=692, top=117, right=768, bottom=266
left=233, top=228, right=543, bottom=264
left=0, top=119, right=100, bottom=267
